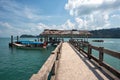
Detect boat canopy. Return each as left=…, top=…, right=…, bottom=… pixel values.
left=19, top=41, right=43, bottom=45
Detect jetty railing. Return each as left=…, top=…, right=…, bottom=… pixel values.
left=69, top=39, right=120, bottom=79
left=30, top=42, right=62, bottom=80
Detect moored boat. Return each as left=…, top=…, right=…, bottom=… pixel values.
left=11, top=41, right=48, bottom=49
left=92, top=40, right=104, bottom=42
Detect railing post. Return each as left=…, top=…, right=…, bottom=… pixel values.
left=51, top=62, right=55, bottom=75
left=78, top=41, right=80, bottom=51
left=81, top=42, right=84, bottom=50
left=88, top=44, right=92, bottom=59
left=56, top=45, right=61, bottom=60
left=99, top=47, right=104, bottom=66
left=77, top=40, right=79, bottom=48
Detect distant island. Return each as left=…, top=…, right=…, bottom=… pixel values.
left=90, top=28, right=120, bottom=38
left=20, top=34, right=37, bottom=38
left=20, top=28, right=120, bottom=38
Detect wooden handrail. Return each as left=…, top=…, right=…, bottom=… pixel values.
left=69, top=39, right=120, bottom=60
left=103, top=49, right=120, bottom=59
left=69, top=39, right=120, bottom=78
left=30, top=42, right=62, bottom=80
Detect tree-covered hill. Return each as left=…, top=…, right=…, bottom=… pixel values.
left=20, top=34, right=36, bottom=38
left=20, top=28, right=120, bottom=38
left=90, top=28, right=120, bottom=38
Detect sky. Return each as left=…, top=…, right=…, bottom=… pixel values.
left=0, top=0, right=120, bottom=37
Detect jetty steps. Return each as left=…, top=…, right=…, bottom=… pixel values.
left=30, top=41, right=120, bottom=80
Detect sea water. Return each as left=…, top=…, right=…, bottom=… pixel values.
left=0, top=38, right=120, bottom=80
left=88, top=38, right=120, bottom=71
left=0, top=38, right=55, bottom=80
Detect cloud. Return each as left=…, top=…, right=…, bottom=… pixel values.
left=0, top=22, right=25, bottom=37
left=0, top=19, right=75, bottom=37
left=0, top=0, right=52, bottom=23
left=62, top=19, right=75, bottom=29
left=64, top=0, right=120, bottom=30
left=65, top=0, right=120, bottom=16
left=0, top=0, right=120, bottom=37
left=0, top=0, right=61, bottom=37
left=0, top=22, right=13, bottom=29
left=23, top=7, right=40, bottom=20
left=75, top=17, right=84, bottom=28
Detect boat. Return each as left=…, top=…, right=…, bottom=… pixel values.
left=92, top=40, right=104, bottom=42
left=11, top=41, right=48, bottom=49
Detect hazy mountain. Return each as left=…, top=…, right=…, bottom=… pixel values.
left=90, top=28, right=120, bottom=38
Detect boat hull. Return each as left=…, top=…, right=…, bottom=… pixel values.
left=12, top=43, right=46, bottom=50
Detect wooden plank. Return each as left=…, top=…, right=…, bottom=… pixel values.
left=69, top=41, right=120, bottom=79
left=103, top=49, right=120, bottom=59
left=56, top=42, right=111, bottom=80
left=50, top=76, right=55, bottom=80
left=101, top=62, right=120, bottom=78
left=30, top=42, right=62, bottom=80
left=30, top=54, right=56, bottom=80
left=91, top=45, right=99, bottom=51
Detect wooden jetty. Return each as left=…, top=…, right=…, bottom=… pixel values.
left=8, top=29, right=120, bottom=80
left=30, top=40, right=120, bottom=80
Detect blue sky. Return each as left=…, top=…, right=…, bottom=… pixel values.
left=0, top=0, right=120, bottom=37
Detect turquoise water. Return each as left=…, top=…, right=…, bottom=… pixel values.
left=0, top=38, right=120, bottom=80
left=0, top=38, right=55, bottom=80
left=88, top=38, right=120, bottom=71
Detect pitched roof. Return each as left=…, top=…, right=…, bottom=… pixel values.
left=40, top=29, right=91, bottom=37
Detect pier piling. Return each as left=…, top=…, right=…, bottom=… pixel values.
left=11, top=35, right=13, bottom=44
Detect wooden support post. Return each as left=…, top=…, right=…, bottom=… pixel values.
left=77, top=40, right=79, bottom=49
left=51, top=62, right=55, bottom=75
left=56, top=44, right=61, bottom=62
left=88, top=44, right=92, bottom=59
left=46, top=36, right=48, bottom=42
left=78, top=42, right=80, bottom=51
left=44, top=37, right=46, bottom=42
left=75, top=41, right=77, bottom=47
left=82, top=42, right=84, bottom=50
left=56, top=48, right=60, bottom=60
left=11, top=35, right=13, bottom=44
left=99, top=47, right=104, bottom=66
left=17, top=36, right=19, bottom=42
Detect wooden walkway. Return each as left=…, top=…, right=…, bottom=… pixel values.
left=56, top=42, right=111, bottom=80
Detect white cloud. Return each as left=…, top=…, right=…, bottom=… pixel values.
left=0, top=21, right=40, bottom=37
left=0, top=22, right=13, bottom=29
left=75, top=17, right=84, bottom=28
left=61, top=19, right=75, bottom=30
left=23, top=7, right=42, bottom=21
left=0, top=0, right=53, bottom=23
left=0, top=0, right=62, bottom=37
left=65, top=0, right=120, bottom=30
left=65, top=0, right=120, bottom=16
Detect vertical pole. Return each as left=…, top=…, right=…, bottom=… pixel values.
left=78, top=41, right=80, bottom=51
left=99, top=47, right=104, bottom=66
left=88, top=44, right=92, bottom=59
left=17, top=36, right=19, bottom=42
left=82, top=41, right=84, bottom=50
left=77, top=39, right=78, bottom=48
left=51, top=62, right=55, bottom=75
left=11, top=35, right=13, bottom=44
left=87, top=35, right=88, bottom=42
left=44, top=36, right=47, bottom=42
left=46, top=36, right=48, bottom=42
